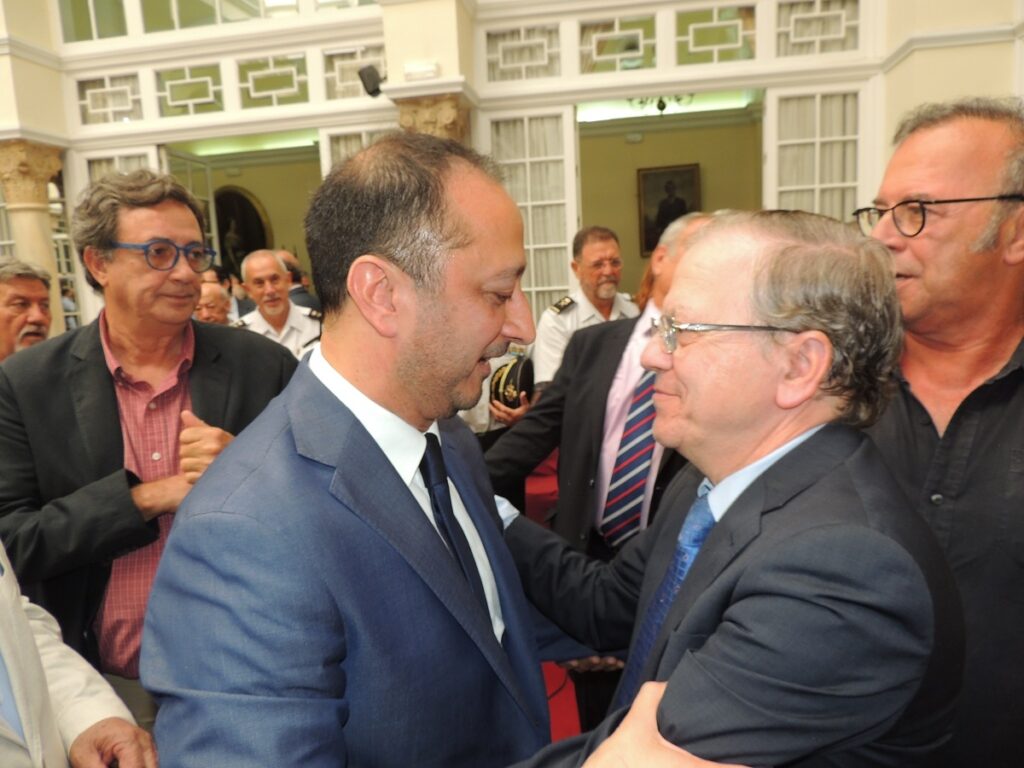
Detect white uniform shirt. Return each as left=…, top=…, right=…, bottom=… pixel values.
left=532, top=290, right=638, bottom=384
left=237, top=301, right=321, bottom=359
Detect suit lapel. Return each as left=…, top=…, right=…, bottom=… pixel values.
left=187, top=324, right=230, bottom=426
left=286, top=368, right=544, bottom=728
left=69, top=323, right=123, bottom=477
left=641, top=426, right=863, bottom=680
left=583, top=319, right=636, bottom=450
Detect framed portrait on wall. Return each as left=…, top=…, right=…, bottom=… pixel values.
left=637, top=164, right=701, bottom=257
left=214, top=186, right=273, bottom=277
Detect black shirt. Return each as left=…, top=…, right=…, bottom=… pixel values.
left=867, top=337, right=1024, bottom=767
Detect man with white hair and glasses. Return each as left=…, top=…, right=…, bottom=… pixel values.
left=507, top=209, right=963, bottom=767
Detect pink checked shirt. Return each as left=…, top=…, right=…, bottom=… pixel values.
left=93, top=312, right=194, bottom=677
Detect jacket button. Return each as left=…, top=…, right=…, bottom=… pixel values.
left=929, top=493, right=944, bottom=505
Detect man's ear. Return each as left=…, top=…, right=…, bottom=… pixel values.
left=649, top=244, right=668, bottom=279
left=775, top=330, right=832, bottom=411
left=82, top=246, right=109, bottom=289
left=570, top=258, right=580, bottom=279
left=346, top=255, right=405, bottom=337
left=1001, top=204, right=1024, bottom=266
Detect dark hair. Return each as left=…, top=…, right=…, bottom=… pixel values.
left=71, top=169, right=205, bottom=290
left=207, top=264, right=232, bottom=284
left=571, top=226, right=619, bottom=260
left=304, top=131, right=501, bottom=315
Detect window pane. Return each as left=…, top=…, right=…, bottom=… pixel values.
left=58, top=0, right=95, bottom=41
left=142, top=0, right=175, bottom=32
left=94, top=0, right=127, bottom=37
left=179, top=0, right=217, bottom=28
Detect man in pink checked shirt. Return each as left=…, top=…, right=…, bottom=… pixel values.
left=0, top=169, right=296, bottom=729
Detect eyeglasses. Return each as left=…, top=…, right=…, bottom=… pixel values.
left=112, top=239, right=216, bottom=273
left=852, top=195, right=1024, bottom=238
left=652, top=315, right=788, bottom=354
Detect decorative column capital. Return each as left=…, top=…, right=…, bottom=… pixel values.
left=395, top=93, right=471, bottom=143
left=0, top=139, right=63, bottom=205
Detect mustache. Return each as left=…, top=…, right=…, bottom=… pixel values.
left=18, top=324, right=47, bottom=340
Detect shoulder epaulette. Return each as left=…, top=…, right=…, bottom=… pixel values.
left=231, top=318, right=248, bottom=328
left=306, top=308, right=323, bottom=321
left=550, top=296, right=575, bottom=314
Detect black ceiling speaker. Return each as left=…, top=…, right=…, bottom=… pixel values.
left=358, top=65, right=384, bottom=98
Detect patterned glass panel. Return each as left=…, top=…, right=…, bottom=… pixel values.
left=486, top=26, right=560, bottom=82
left=238, top=54, right=309, bottom=108
left=778, top=0, right=859, bottom=56
left=156, top=65, right=224, bottom=117
left=77, top=74, right=142, bottom=125
left=676, top=6, right=755, bottom=66
left=581, top=16, right=656, bottom=74
left=325, top=45, right=386, bottom=100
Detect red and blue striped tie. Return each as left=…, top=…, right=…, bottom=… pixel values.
left=600, top=369, right=656, bottom=548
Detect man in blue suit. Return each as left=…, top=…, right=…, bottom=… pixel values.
left=141, top=132, right=549, bottom=766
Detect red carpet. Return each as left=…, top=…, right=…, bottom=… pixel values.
left=543, top=662, right=581, bottom=742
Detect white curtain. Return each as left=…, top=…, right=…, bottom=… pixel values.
left=777, top=92, right=857, bottom=221
left=491, top=116, right=569, bottom=321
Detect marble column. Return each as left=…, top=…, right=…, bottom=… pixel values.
left=0, top=139, right=65, bottom=330
left=395, top=93, right=471, bottom=143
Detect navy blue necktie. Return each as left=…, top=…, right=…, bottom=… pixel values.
left=420, top=433, right=488, bottom=608
left=613, top=487, right=716, bottom=709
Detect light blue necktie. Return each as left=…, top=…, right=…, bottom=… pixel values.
left=600, top=370, right=657, bottom=548
left=613, top=486, right=716, bottom=709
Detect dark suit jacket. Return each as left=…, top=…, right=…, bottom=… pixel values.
left=0, top=320, right=297, bottom=664
left=508, top=425, right=965, bottom=767
left=289, top=284, right=322, bottom=311
left=141, top=364, right=550, bottom=767
left=487, top=318, right=685, bottom=552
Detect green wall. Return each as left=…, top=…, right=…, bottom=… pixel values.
left=211, top=154, right=322, bottom=274
left=579, top=117, right=763, bottom=295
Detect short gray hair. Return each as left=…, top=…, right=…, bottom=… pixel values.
left=0, top=259, right=51, bottom=289
left=240, top=250, right=288, bottom=283
left=697, top=210, right=902, bottom=428
left=894, top=97, right=1024, bottom=251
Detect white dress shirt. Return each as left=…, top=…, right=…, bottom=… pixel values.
left=307, top=347, right=506, bottom=641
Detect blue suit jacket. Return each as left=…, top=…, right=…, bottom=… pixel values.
left=141, top=364, right=550, bottom=767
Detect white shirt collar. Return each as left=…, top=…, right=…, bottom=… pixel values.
left=704, top=425, right=825, bottom=522
left=307, top=346, right=433, bottom=485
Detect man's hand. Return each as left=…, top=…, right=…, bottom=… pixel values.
left=559, top=655, right=625, bottom=672
left=179, top=410, right=233, bottom=483
left=69, top=717, right=158, bottom=768
left=582, top=682, right=748, bottom=768
left=130, top=475, right=192, bottom=521
left=489, top=392, right=530, bottom=427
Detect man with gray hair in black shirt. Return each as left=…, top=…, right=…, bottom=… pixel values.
left=855, top=96, right=1024, bottom=767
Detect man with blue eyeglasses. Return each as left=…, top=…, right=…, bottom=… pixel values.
left=855, top=97, right=1024, bottom=768
left=0, top=169, right=296, bottom=729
